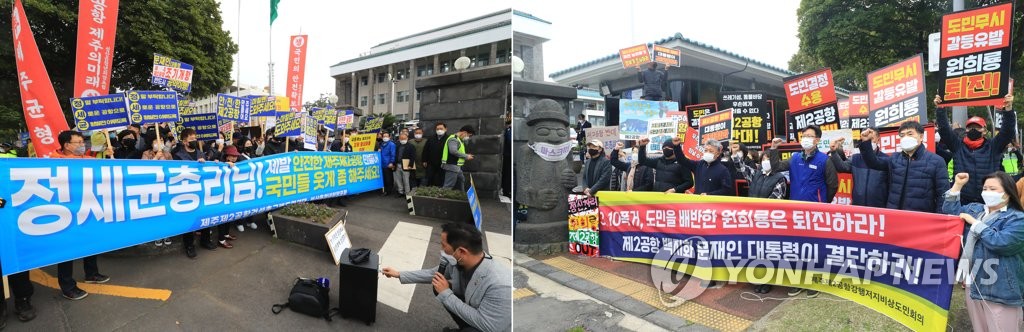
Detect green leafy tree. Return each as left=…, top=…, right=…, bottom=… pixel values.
left=0, top=0, right=238, bottom=132
left=790, top=0, right=1023, bottom=122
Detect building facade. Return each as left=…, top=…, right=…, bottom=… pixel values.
left=330, top=9, right=513, bottom=122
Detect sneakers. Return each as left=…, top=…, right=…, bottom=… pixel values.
left=185, top=246, right=197, bottom=259
left=805, top=290, right=819, bottom=298
left=753, top=284, right=773, bottom=294
left=14, top=297, right=36, bottom=322
left=218, top=240, right=233, bottom=249
left=154, top=240, right=163, bottom=247
left=62, top=288, right=89, bottom=301
left=787, top=288, right=804, bottom=297
left=699, top=280, right=722, bottom=289
left=84, top=273, right=110, bottom=284
left=237, top=224, right=245, bottom=232
left=163, top=238, right=172, bottom=246
left=248, top=222, right=258, bottom=230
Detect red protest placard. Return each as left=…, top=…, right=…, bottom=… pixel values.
left=876, top=124, right=937, bottom=154
left=867, top=55, right=927, bottom=128
left=619, top=44, right=651, bottom=68
left=652, top=45, right=681, bottom=67
left=784, top=68, right=839, bottom=131
left=697, top=108, right=733, bottom=144
left=838, top=99, right=850, bottom=128
left=73, top=0, right=119, bottom=98
left=12, top=0, right=71, bottom=157
left=287, top=35, right=308, bottom=111
left=848, top=92, right=870, bottom=131
left=939, top=2, right=1013, bottom=107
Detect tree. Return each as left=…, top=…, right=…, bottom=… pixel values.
left=0, top=0, right=237, bottom=132
left=790, top=0, right=1023, bottom=122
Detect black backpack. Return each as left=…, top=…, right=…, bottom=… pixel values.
left=272, top=278, right=334, bottom=321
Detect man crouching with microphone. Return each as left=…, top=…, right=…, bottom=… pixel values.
left=382, top=223, right=511, bottom=332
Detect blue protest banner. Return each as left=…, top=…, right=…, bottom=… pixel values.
left=70, top=93, right=130, bottom=131
left=303, top=115, right=319, bottom=150
left=248, top=95, right=276, bottom=117
left=181, top=112, right=219, bottom=140
left=216, top=94, right=251, bottom=122
left=467, top=181, right=483, bottom=230
left=126, top=91, right=179, bottom=124
left=274, top=112, right=302, bottom=137
left=364, top=117, right=384, bottom=133
left=0, top=151, right=384, bottom=276
left=151, top=54, right=194, bottom=93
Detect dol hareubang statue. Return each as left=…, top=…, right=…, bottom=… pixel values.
left=515, top=99, right=577, bottom=243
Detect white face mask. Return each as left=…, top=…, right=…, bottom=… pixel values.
left=400, top=140, right=408, bottom=144
left=900, top=136, right=919, bottom=152
left=436, top=130, right=446, bottom=136
left=981, top=190, right=1007, bottom=207
left=527, top=141, right=574, bottom=162
left=761, top=160, right=772, bottom=172
left=382, top=137, right=391, bottom=142
left=414, top=134, right=423, bottom=139
left=343, top=137, right=350, bottom=143
left=800, top=137, right=815, bottom=150
left=702, top=152, right=715, bottom=163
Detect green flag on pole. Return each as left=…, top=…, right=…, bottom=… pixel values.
left=270, top=0, right=281, bottom=25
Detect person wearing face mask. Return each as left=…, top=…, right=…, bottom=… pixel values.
left=381, top=223, right=512, bottom=332
left=442, top=126, right=476, bottom=191
left=580, top=140, right=612, bottom=197
left=141, top=132, right=174, bottom=247
left=380, top=132, right=397, bottom=196
left=424, top=123, right=450, bottom=187
left=936, top=94, right=1015, bottom=204
left=173, top=129, right=216, bottom=259
left=633, top=138, right=693, bottom=194
left=410, top=128, right=428, bottom=188
left=859, top=121, right=950, bottom=213
left=943, top=172, right=1024, bottom=331
left=1001, top=141, right=1022, bottom=179
left=743, top=150, right=789, bottom=294
left=609, top=144, right=654, bottom=192
left=394, top=133, right=415, bottom=196
left=772, top=125, right=839, bottom=206
left=667, top=138, right=732, bottom=197
left=114, top=130, right=142, bottom=159
left=828, top=131, right=890, bottom=208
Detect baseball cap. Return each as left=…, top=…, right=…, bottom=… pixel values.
left=966, top=116, right=986, bottom=128
left=587, top=139, right=603, bottom=147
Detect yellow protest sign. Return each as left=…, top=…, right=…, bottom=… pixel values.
left=350, top=134, right=377, bottom=152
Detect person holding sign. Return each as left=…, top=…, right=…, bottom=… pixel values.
left=580, top=139, right=612, bottom=196
left=936, top=94, right=1015, bottom=205
left=395, top=133, right=415, bottom=196
left=635, top=139, right=692, bottom=194
left=609, top=143, right=654, bottom=192
left=858, top=122, right=949, bottom=213
left=829, top=133, right=890, bottom=208
left=943, top=172, right=1024, bottom=332
left=173, top=129, right=216, bottom=259
left=669, top=138, right=732, bottom=196
left=637, top=62, right=668, bottom=101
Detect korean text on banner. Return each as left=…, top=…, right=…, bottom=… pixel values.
left=287, top=35, right=308, bottom=111
left=349, top=134, right=377, bottom=152
left=848, top=92, right=871, bottom=132
left=583, top=126, right=619, bottom=152
left=618, top=44, right=651, bottom=68
left=652, top=45, right=681, bottom=67
left=181, top=112, right=219, bottom=140
left=0, top=152, right=384, bottom=276
left=274, top=112, right=302, bottom=137
left=684, top=103, right=718, bottom=129
left=126, top=91, right=179, bottom=124
left=364, top=117, right=384, bottom=133
left=217, top=94, right=251, bottom=123
left=567, top=194, right=599, bottom=256
left=868, top=55, right=928, bottom=128
left=12, top=0, right=71, bottom=157
left=302, top=115, right=318, bottom=150
left=71, top=94, right=129, bottom=131
left=646, top=119, right=678, bottom=155
left=596, top=191, right=963, bottom=331
left=274, top=96, right=291, bottom=114
left=939, top=2, right=1013, bottom=107
left=151, top=54, right=194, bottom=94
left=618, top=99, right=678, bottom=140
left=698, top=108, right=733, bottom=144
left=73, top=0, right=119, bottom=98
left=877, top=125, right=937, bottom=154
left=784, top=68, right=840, bottom=131
left=720, top=91, right=770, bottom=148
left=248, top=95, right=276, bottom=117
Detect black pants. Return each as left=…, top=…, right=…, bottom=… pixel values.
left=0, top=271, right=32, bottom=317
left=57, top=256, right=98, bottom=292
left=427, top=165, right=444, bottom=187
left=217, top=223, right=232, bottom=241
left=382, top=167, right=395, bottom=194
left=182, top=228, right=213, bottom=248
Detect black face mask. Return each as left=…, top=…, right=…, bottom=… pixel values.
left=662, top=148, right=674, bottom=157
left=121, top=139, right=136, bottom=150
left=587, top=148, right=600, bottom=156
left=188, top=141, right=199, bottom=149
left=967, top=129, right=983, bottom=140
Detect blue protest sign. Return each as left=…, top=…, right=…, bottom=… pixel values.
left=467, top=181, right=483, bottom=230
left=126, top=91, right=179, bottom=124
left=0, top=151, right=384, bottom=276
left=151, top=54, right=194, bottom=93
left=248, top=95, right=276, bottom=117
left=70, top=94, right=130, bottom=131
left=216, top=94, right=251, bottom=122
left=181, top=112, right=219, bottom=140
left=303, top=115, right=318, bottom=150
left=274, top=112, right=302, bottom=137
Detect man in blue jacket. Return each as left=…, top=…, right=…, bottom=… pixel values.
left=774, top=125, right=839, bottom=204
left=829, top=132, right=889, bottom=208
left=858, top=122, right=950, bottom=213
left=380, top=131, right=397, bottom=196
left=935, top=94, right=1015, bottom=204
left=581, top=139, right=612, bottom=196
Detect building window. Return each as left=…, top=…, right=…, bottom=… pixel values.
left=395, top=114, right=406, bottom=121
left=396, top=69, right=407, bottom=80
left=376, top=94, right=386, bottom=104
left=396, top=91, right=410, bottom=103
left=440, top=60, right=452, bottom=73
left=417, top=64, right=433, bottom=77
left=496, top=49, right=509, bottom=64
left=471, top=54, right=489, bottom=68
left=360, top=76, right=368, bottom=86
left=416, top=91, right=422, bottom=101
left=359, top=96, right=368, bottom=106
left=377, top=73, right=387, bottom=83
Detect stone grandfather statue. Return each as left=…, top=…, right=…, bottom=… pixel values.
left=515, top=99, right=577, bottom=235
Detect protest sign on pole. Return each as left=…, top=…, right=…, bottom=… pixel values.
left=939, top=2, right=1013, bottom=107
left=567, top=194, right=599, bottom=257
left=274, top=112, right=302, bottom=137
left=719, top=91, right=769, bottom=148
left=181, top=112, right=219, bottom=141
left=151, top=54, right=194, bottom=94
left=652, top=45, right=681, bottom=67
left=71, top=94, right=130, bottom=132
left=248, top=95, right=276, bottom=118
left=618, top=44, right=651, bottom=68
left=216, top=94, right=251, bottom=123
left=867, top=55, right=928, bottom=128
left=819, top=129, right=855, bottom=156
left=349, top=134, right=378, bottom=152
left=681, top=126, right=703, bottom=160
left=784, top=68, right=840, bottom=131
left=848, top=92, right=871, bottom=136
left=583, top=126, right=619, bottom=152
left=302, top=115, right=318, bottom=150
left=646, top=119, right=678, bottom=155
left=12, top=0, right=71, bottom=157
left=126, top=91, right=179, bottom=124
left=838, top=99, right=850, bottom=129
left=684, top=103, right=718, bottom=129
left=73, top=0, right=119, bottom=98
left=618, top=99, right=677, bottom=140
left=363, top=117, right=384, bottom=133
left=274, top=96, right=291, bottom=114
left=287, top=35, right=308, bottom=111
left=697, top=108, right=733, bottom=144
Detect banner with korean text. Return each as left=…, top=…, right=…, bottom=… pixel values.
left=151, top=54, right=194, bottom=94
left=784, top=68, right=839, bottom=131
left=697, top=108, right=733, bottom=144
left=583, top=126, right=619, bottom=152
left=73, top=0, right=119, bottom=98
left=287, top=35, right=308, bottom=111
left=646, top=119, right=677, bottom=155
left=248, top=95, right=276, bottom=118
left=568, top=194, right=599, bottom=257
left=939, top=2, right=1013, bottom=107
left=0, top=151, right=384, bottom=276
left=597, top=191, right=963, bottom=331
left=652, top=45, right=680, bottom=67
left=619, top=99, right=678, bottom=140
left=127, top=91, right=179, bottom=124
left=12, top=0, right=71, bottom=157
left=619, top=44, right=652, bottom=68
left=71, top=94, right=129, bottom=131
left=350, top=134, right=377, bottom=152
left=848, top=92, right=870, bottom=134
left=719, top=91, right=770, bottom=148
left=684, top=103, right=717, bottom=129
left=868, top=55, right=928, bottom=128
left=217, top=94, right=251, bottom=123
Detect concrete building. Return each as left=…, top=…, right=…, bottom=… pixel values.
left=330, top=9, right=513, bottom=122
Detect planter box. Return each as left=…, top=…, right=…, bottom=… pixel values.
left=410, top=193, right=474, bottom=225
left=269, top=208, right=346, bottom=252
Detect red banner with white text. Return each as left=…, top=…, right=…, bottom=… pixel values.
left=287, top=35, right=308, bottom=111
left=12, top=0, right=71, bottom=157
left=73, top=0, right=119, bottom=98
